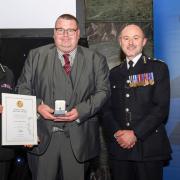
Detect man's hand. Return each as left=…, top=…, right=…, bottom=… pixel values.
left=24, top=136, right=40, bottom=148
left=54, top=108, right=79, bottom=122
left=114, top=130, right=137, bottom=149
left=37, top=104, right=55, bottom=120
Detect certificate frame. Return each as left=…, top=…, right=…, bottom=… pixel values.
left=2, top=93, right=37, bottom=145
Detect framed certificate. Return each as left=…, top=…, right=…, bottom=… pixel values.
left=2, top=93, right=37, bottom=145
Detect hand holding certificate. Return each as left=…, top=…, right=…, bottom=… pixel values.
left=1, top=93, right=37, bottom=145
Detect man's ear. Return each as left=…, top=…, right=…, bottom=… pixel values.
left=118, top=36, right=122, bottom=47
left=143, top=37, right=147, bottom=47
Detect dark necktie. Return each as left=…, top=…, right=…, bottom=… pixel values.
left=128, top=60, right=134, bottom=74
left=63, top=54, right=71, bottom=75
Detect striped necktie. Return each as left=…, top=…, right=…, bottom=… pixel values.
left=63, top=54, right=71, bottom=75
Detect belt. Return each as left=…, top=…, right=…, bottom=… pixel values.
left=52, top=126, right=65, bottom=132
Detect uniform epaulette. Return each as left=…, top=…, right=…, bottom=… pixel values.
left=153, top=58, right=164, bottom=63
left=144, top=56, right=164, bottom=63
left=150, top=57, right=165, bottom=64
left=0, top=63, right=6, bottom=72
left=147, top=56, right=152, bottom=60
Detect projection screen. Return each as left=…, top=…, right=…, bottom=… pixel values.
left=0, top=0, right=85, bottom=37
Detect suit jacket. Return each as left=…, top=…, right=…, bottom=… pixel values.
left=17, top=44, right=110, bottom=162
left=0, top=64, right=15, bottom=160
left=102, top=55, right=172, bottom=161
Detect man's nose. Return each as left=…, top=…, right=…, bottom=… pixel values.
left=63, top=30, right=69, bottom=36
left=129, top=39, right=133, bottom=44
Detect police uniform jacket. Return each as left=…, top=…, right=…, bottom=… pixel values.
left=102, top=55, right=172, bottom=161
left=0, top=64, right=15, bottom=160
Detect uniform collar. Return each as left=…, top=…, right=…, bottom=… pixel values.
left=126, top=53, right=142, bottom=69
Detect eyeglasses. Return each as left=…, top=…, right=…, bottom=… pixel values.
left=55, top=28, right=78, bottom=36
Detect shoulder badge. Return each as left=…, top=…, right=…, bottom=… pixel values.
left=0, top=63, right=5, bottom=72
left=153, top=58, right=165, bottom=63
left=143, top=56, right=164, bottom=63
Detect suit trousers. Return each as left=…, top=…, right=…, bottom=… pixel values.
left=0, top=160, right=11, bottom=180
left=110, top=159, right=163, bottom=180
left=28, top=130, right=85, bottom=180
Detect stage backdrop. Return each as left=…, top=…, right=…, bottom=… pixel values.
left=154, top=0, right=180, bottom=179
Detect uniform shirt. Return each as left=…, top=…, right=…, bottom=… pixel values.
left=126, top=53, right=142, bottom=69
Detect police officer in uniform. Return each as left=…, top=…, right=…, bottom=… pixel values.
left=0, top=63, right=15, bottom=180
left=102, top=24, right=172, bottom=180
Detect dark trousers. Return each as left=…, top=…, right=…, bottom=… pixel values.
left=28, top=131, right=86, bottom=180
left=110, top=159, right=163, bottom=180
left=0, top=160, right=11, bottom=180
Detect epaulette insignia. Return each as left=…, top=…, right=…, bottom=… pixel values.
left=154, top=58, right=164, bottom=63
left=0, top=63, right=5, bottom=72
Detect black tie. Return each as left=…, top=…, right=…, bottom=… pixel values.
left=128, top=60, right=134, bottom=74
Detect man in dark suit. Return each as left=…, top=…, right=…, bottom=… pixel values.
left=16, top=14, right=110, bottom=180
left=0, top=63, right=15, bottom=180
left=101, top=24, right=172, bottom=180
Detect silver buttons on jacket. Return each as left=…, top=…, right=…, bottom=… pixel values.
left=125, top=108, right=129, bottom=112
left=126, top=93, right=130, bottom=98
